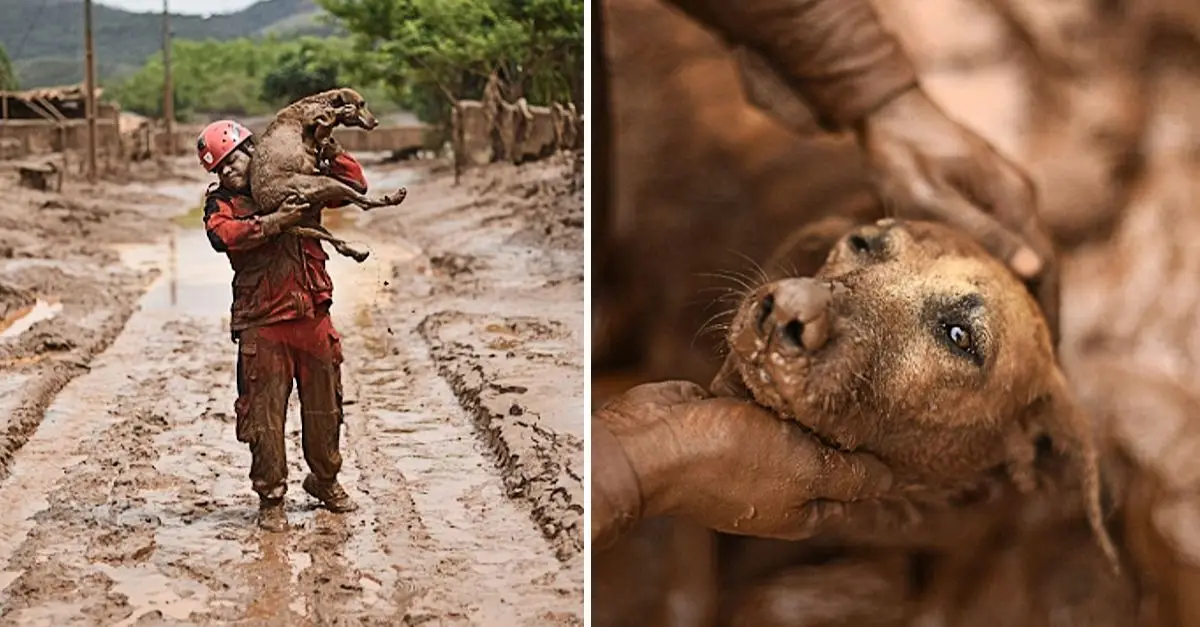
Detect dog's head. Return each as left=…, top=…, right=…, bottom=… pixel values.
left=332, top=88, right=378, bottom=130
left=718, top=218, right=1119, bottom=569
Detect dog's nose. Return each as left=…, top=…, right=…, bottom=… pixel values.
left=846, top=223, right=893, bottom=256
left=755, top=278, right=833, bottom=352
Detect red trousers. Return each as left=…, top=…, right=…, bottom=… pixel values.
left=234, top=312, right=344, bottom=500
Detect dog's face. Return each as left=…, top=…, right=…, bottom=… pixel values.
left=721, top=217, right=1116, bottom=567
left=333, top=88, right=378, bottom=130
left=723, top=219, right=1064, bottom=478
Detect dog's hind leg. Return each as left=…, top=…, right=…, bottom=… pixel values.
left=288, top=225, right=371, bottom=263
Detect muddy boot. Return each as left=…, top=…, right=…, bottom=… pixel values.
left=257, top=498, right=289, bottom=532
left=303, top=473, right=359, bottom=513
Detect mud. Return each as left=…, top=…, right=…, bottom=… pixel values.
left=0, top=152, right=583, bottom=625
left=418, top=313, right=583, bottom=560
left=0, top=161, right=185, bottom=487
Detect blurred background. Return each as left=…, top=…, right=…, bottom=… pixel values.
left=591, top=0, right=1200, bottom=625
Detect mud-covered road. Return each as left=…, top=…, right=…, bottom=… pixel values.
left=0, top=153, right=583, bottom=625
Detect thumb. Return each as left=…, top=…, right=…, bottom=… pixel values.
left=803, top=447, right=894, bottom=502
left=916, top=189, right=1043, bottom=280
left=614, top=380, right=711, bottom=408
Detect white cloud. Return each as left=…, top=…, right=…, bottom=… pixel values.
left=97, top=0, right=260, bottom=16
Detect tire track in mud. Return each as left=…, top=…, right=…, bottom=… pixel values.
left=0, top=305, right=579, bottom=625
left=416, top=312, right=584, bottom=560
left=0, top=262, right=154, bottom=483
left=363, top=156, right=585, bottom=567
left=339, top=302, right=581, bottom=625
left=0, top=311, right=416, bottom=625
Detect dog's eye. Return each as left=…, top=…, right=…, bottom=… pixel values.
left=946, top=325, right=973, bottom=352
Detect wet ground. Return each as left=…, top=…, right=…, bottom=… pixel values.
left=0, top=153, right=584, bottom=625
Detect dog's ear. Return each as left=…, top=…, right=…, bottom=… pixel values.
left=327, top=88, right=349, bottom=107
left=1014, top=369, right=1120, bottom=573
left=339, top=88, right=363, bottom=107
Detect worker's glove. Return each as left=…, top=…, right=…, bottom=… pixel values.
left=593, top=381, right=893, bottom=549
left=856, top=89, right=1060, bottom=343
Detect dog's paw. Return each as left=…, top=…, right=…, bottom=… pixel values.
left=385, top=187, right=408, bottom=206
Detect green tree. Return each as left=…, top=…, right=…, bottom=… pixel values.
left=316, top=0, right=583, bottom=128
left=0, top=42, right=17, bottom=91
left=261, top=37, right=344, bottom=105
left=106, top=38, right=293, bottom=119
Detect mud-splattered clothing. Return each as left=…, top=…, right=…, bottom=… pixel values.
left=203, top=151, right=367, bottom=500
left=203, top=152, right=368, bottom=332
left=663, top=0, right=919, bottom=130
left=235, top=314, right=345, bottom=499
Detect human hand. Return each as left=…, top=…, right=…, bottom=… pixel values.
left=259, top=197, right=308, bottom=235
left=595, top=381, right=894, bottom=542
left=856, top=89, right=1060, bottom=341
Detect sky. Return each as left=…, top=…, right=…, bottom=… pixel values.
left=97, top=0, right=259, bottom=16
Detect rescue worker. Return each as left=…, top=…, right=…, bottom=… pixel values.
left=197, top=120, right=362, bottom=531
left=592, top=0, right=1060, bottom=550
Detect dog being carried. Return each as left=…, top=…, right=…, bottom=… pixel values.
left=247, top=87, right=409, bottom=263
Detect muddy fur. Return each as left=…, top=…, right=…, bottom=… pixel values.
left=249, top=87, right=408, bottom=263
left=713, top=219, right=1117, bottom=569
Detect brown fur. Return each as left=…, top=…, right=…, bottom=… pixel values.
left=715, top=218, right=1117, bottom=569
left=249, top=87, right=408, bottom=263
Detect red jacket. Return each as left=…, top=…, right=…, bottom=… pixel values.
left=203, top=152, right=368, bottom=333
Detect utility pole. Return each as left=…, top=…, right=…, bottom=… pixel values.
left=83, top=0, right=98, bottom=183
left=161, top=0, right=174, bottom=156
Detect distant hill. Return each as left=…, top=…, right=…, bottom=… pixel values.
left=0, top=0, right=336, bottom=88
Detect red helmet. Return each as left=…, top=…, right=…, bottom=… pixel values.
left=196, top=120, right=252, bottom=172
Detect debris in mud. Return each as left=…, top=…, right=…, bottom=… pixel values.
left=0, top=281, right=36, bottom=323
left=0, top=301, right=65, bottom=342
left=16, top=161, right=61, bottom=193
left=428, top=253, right=480, bottom=279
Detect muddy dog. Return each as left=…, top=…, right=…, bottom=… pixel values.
left=249, top=87, right=408, bottom=263
left=711, top=218, right=1118, bottom=571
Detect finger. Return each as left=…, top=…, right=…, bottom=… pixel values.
left=804, top=447, right=894, bottom=502
left=984, top=165, right=1062, bottom=343
left=910, top=185, right=1042, bottom=279
left=1033, top=261, right=1061, bottom=347
left=945, top=158, right=1062, bottom=342
left=980, top=162, right=1058, bottom=271
left=602, top=380, right=711, bottom=411
left=935, top=148, right=1047, bottom=281
left=871, top=150, right=1037, bottom=276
